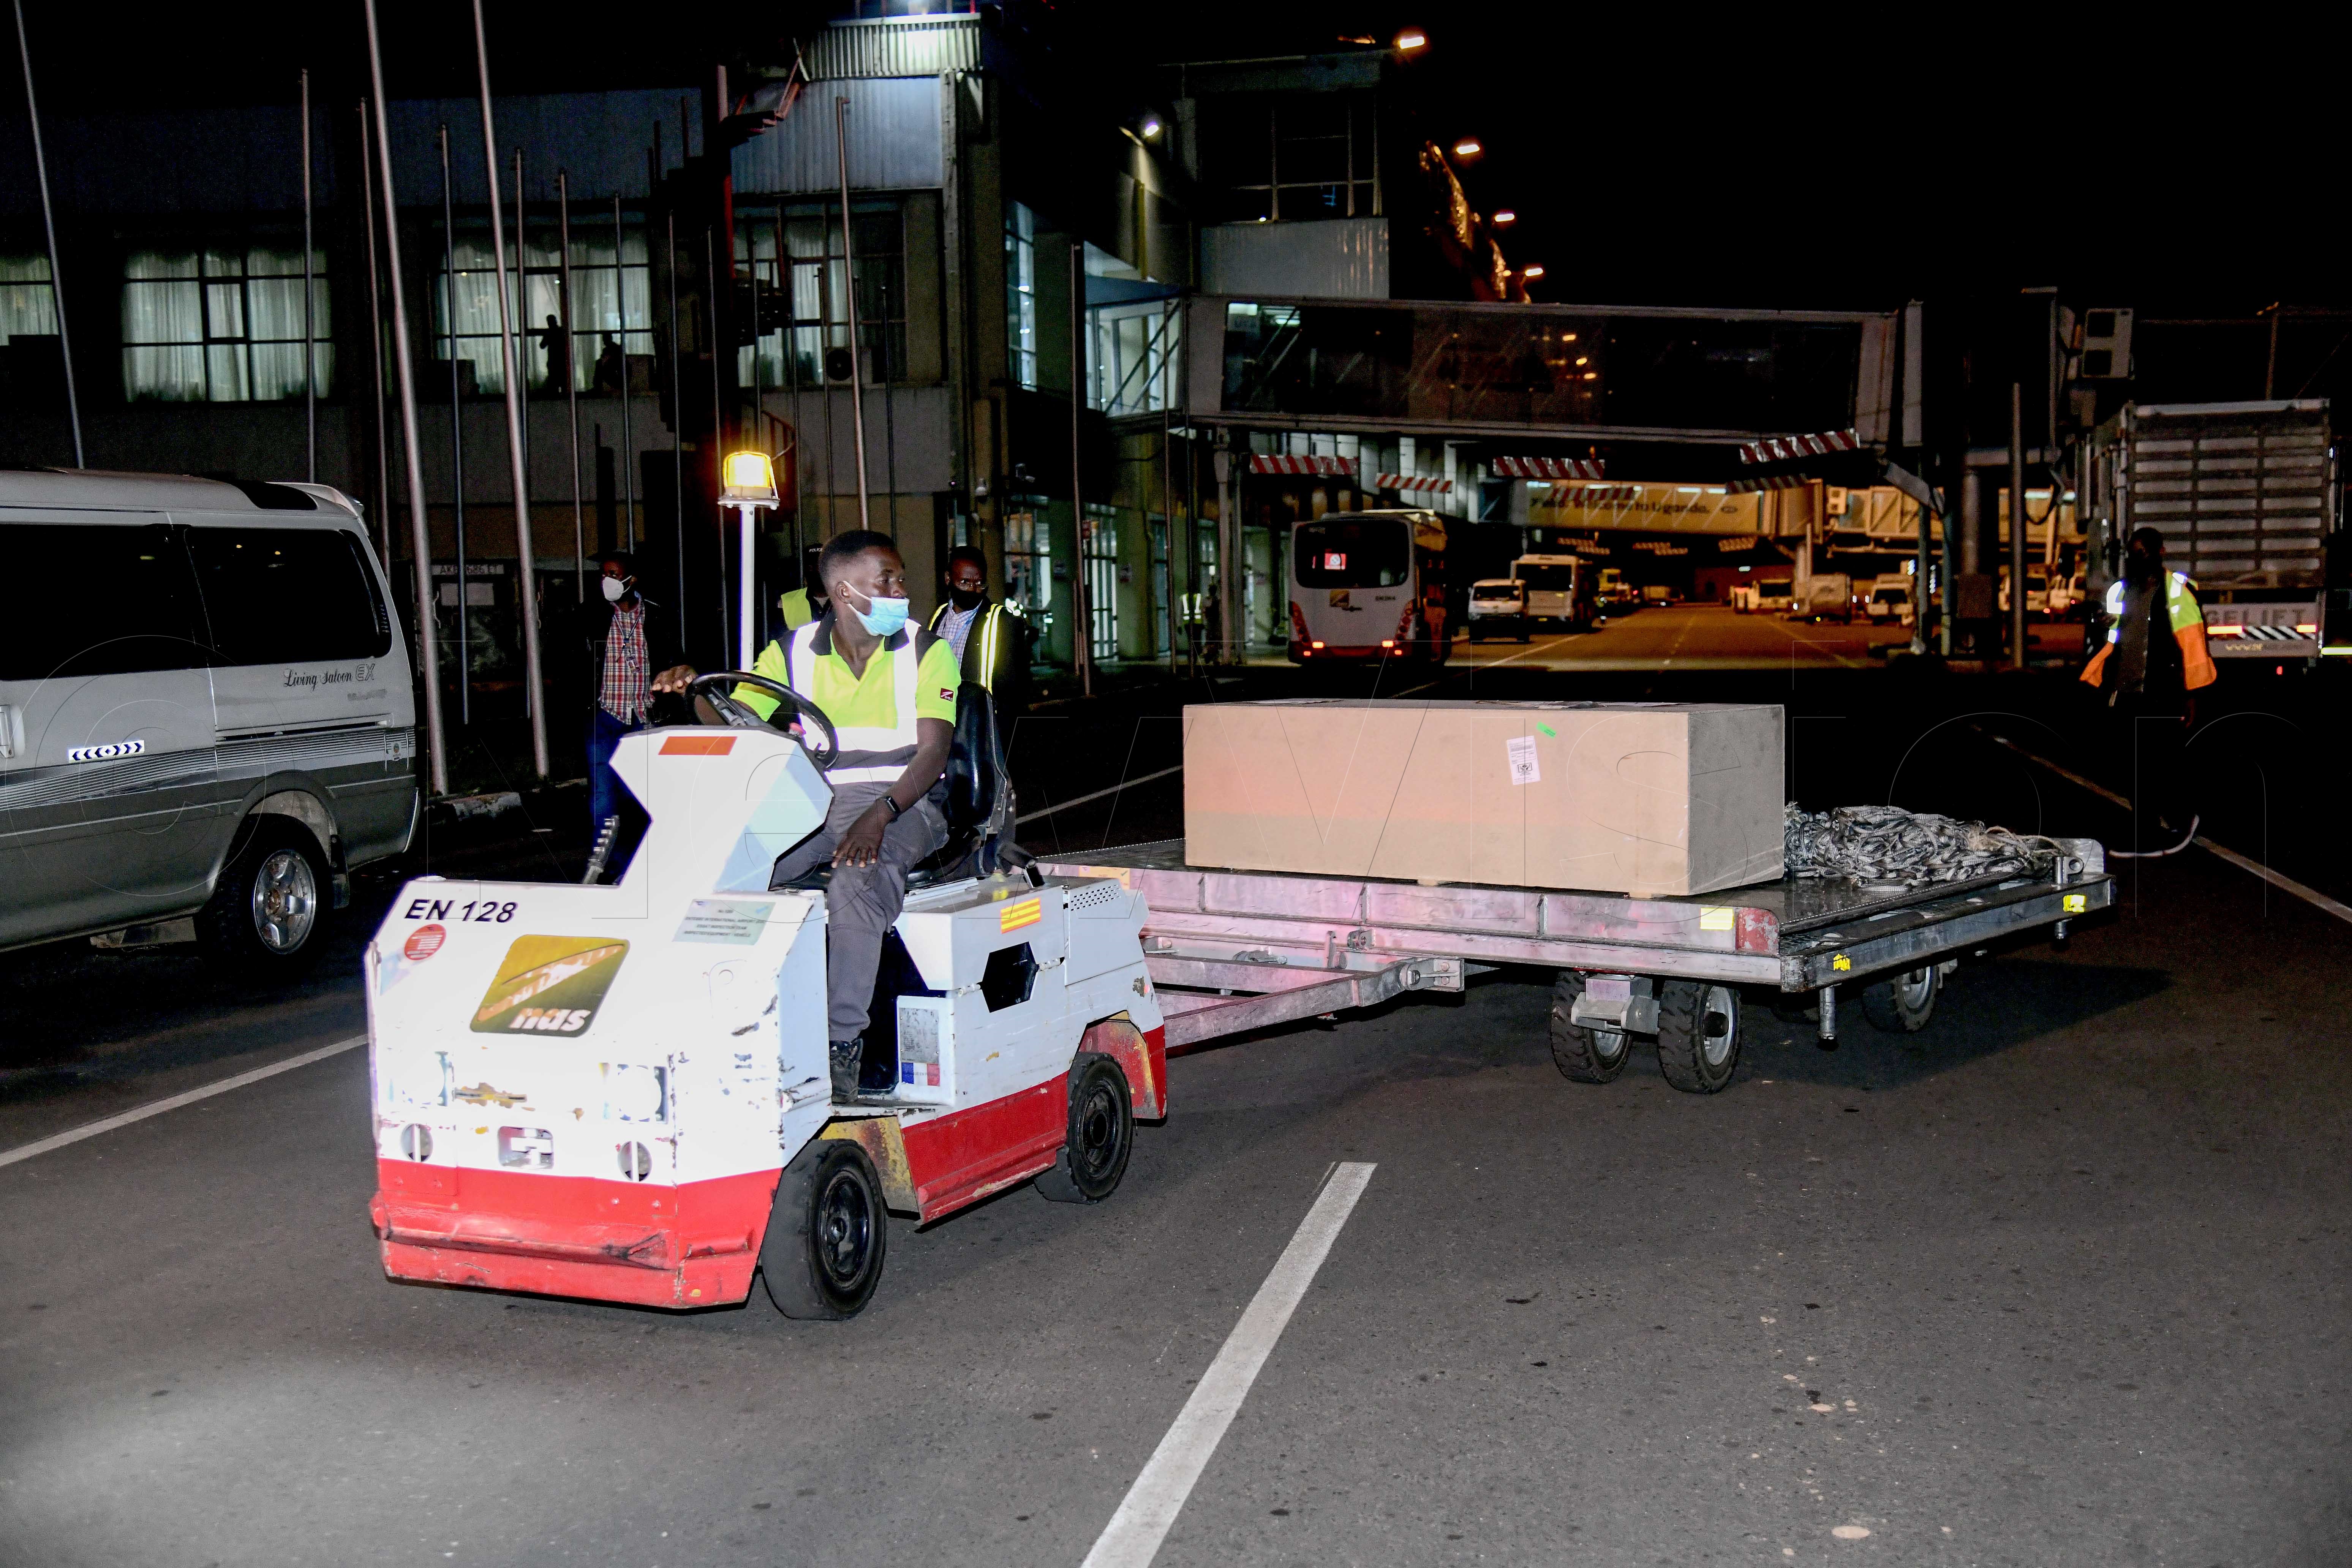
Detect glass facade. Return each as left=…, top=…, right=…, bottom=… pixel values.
left=1197, top=93, right=1378, bottom=224
left=1219, top=300, right=1864, bottom=435
left=736, top=199, right=908, bottom=389
left=121, top=245, right=331, bottom=403
left=1004, top=201, right=1037, bottom=390
left=436, top=218, right=643, bottom=397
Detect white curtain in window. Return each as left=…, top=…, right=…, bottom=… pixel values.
left=123, top=250, right=204, bottom=401
left=2, top=254, right=58, bottom=343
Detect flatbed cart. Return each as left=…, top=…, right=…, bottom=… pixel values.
left=1032, top=838, right=2114, bottom=1093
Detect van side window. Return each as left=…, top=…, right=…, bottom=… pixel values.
left=0, top=523, right=209, bottom=679
left=189, top=528, right=392, bottom=666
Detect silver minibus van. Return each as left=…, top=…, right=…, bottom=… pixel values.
left=0, top=470, right=417, bottom=972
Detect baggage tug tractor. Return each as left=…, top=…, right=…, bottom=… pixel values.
left=365, top=677, right=1165, bottom=1319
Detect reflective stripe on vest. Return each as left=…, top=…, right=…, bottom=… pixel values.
left=786, top=621, right=921, bottom=784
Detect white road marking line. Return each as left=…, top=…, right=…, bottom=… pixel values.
left=1081, top=1161, right=1377, bottom=1568
left=1016, top=764, right=1185, bottom=825
left=0, top=1034, right=368, bottom=1171
left=1977, top=726, right=2352, bottom=927
left=2189, top=835, right=2352, bottom=925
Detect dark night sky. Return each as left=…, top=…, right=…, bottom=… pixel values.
left=13, top=1, right=2345, bottom=393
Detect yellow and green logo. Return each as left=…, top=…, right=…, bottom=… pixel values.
left=471, top=935, right=630, bottom=1035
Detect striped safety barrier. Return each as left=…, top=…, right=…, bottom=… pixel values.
left=1737, top=429, right=1860, bottom=465
left=1491, top=456, right=1606, bottom=480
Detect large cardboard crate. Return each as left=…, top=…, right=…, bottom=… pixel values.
left=1183, top=700, right=1784, bottom=897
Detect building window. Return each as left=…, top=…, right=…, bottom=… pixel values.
left=567, top=223, right=651, bottom=394
left=122, top=244, right=332, bottom=403
left=1199, top=93, right=1379, bottom=224
left=2, top=255, right=58, bottom=342
left=1084, top=507, right=1119, bottom=662
left=1003, top=506, right=1051, bottom=618
left=1005, top=201, right=1038, bottom=390
left=735, top=199, right=907, bottom=389
left=436, top=218, right=637, bottom=397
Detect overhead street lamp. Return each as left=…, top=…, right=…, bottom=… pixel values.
left=1396, top=29, right=1428, bottom=52
left=721, top=450, right=781, bottom=670
left=1522, top=264, right=1546, bottom=280
left=1492, top=209, right=1517, bottom=226
left=1452, top=138, right=1482, bottom=160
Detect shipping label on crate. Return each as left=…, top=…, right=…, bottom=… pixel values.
left=1505, top=734, right=1541, bottom=787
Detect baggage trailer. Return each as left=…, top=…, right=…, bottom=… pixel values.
left=1035, top=838, right=2113, bottom=1092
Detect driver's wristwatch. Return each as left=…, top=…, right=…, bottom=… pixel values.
left=879, top=795, right=904, bottom=819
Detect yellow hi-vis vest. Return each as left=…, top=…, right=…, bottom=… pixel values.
left=781, top=619, right=923, bottom=786
left=2080, top=571, right=2216, bottom=691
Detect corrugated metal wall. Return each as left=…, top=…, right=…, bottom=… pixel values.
left=731, top=78, right=944, bottom=196
left=802, top=16, right=980, bottom=81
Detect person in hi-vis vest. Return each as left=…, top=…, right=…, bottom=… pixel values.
left=2080, top=526, right=2215, bottom=836
left=925, top=544, right=1031, bottom=716
left=653, top=530, right=962, bottom=1102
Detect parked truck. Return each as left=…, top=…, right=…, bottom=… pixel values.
left=2085, top=400, right=2337, bottom=663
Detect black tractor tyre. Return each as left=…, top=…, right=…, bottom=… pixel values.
left=1547, top=971, right=1631, bottom=1084
left=1656, top=980, right=1741, bottom=1094
left=1861, top=965, right=1941, bottom=1036
left=1036, top=1053, right=1133, bottom=1204
left=196, top=816, right=329, bottom=975
left=761, top=1137, right=889, bottom=1320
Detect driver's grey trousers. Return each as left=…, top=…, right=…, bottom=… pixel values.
left=769, top=780, right=948, bottom=1042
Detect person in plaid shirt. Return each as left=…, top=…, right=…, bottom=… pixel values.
left=585, top=552, right=677, bottom=835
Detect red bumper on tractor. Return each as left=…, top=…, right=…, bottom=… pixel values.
left=371, top=1163, right=779, bottom=1309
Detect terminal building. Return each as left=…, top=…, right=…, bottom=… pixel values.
left=4, top=4, right=2049, bottom=692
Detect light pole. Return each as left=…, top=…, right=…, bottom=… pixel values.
left=721, top=451, right=781, bottom=670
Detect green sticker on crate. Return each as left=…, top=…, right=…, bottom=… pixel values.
left=1536, top=722, right=1557, bottom=737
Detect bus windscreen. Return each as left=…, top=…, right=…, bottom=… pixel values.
left=1294, top=518, right=1411, bottom=588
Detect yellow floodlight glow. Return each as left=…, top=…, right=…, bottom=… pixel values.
left=1396, top=30, right=1428, bottom=51
left=1452, top=138, right=1482, bottom=159
left=1522, top=264, right=1546, bottom=279
left=1492, top=209, right=1517, bottom=225
left=721, top=450, right=779, bottom=507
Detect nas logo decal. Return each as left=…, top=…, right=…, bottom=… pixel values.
left=471, top=935, right=629, bottom=1035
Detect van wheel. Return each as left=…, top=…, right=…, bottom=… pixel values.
left=762, top=1138, right=888, bottom=1319
left=1037, top=1054, right=1133, bottom=1203
left=197, top=817, right=327, bottom=974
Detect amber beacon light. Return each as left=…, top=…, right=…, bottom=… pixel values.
left=721, top=451, right=782, bottom=667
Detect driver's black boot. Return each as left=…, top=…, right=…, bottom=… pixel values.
left=829, top=1037, right=864, bottom=1103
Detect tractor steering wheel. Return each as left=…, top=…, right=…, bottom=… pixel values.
left=686, top=670, right=841, bottom=773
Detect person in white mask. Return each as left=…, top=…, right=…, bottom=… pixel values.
left=586, top=552, right=679, bottom=839
left=654, top=531, right=961, bottom=1102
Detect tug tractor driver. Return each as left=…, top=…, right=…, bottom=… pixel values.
left=653, top=530, right=962, bottom=1102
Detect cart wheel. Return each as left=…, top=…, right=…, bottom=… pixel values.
left=1656, top=982, right=1741, bottom=1094
left=1036, top=1054, right=1133, bottom=1204
left=761, top=1137, right=888, bottom=1320
left=1547, top=971, right=1630, bottom=1084
left=1861, top=965, right=1940, bottom=1035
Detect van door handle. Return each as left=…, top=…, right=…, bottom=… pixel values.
left=0, top=704, right=19, bottom=760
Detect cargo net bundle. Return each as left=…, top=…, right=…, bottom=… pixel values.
left=1785, top=803, right=2057, bottom=889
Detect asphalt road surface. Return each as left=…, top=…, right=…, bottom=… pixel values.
left=6, top=658, right=2349, bottom=1567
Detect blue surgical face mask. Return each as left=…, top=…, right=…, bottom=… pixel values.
left=841, top=582, right=909, bottom=638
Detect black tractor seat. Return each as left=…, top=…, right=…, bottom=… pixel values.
left=771, top=680, right=1026, bottom=893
